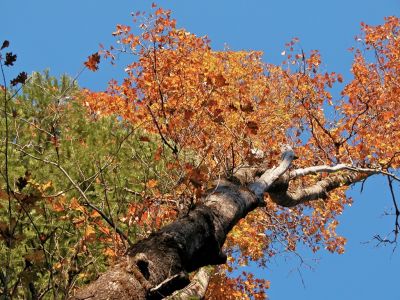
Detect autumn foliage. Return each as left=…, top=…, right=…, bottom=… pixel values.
left=76, top=8, right=400, bottom=297
left=1, top=4, right=400, bottom=299
left=80, top=8, right=400, bottom=297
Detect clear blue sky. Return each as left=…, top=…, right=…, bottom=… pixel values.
left=2, top=1, right=400, bottom=299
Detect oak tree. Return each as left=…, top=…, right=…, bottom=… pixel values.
left=72, top=9, right=400, bottom=299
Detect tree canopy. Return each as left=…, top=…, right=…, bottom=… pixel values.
left=1, top=5, right=399, bottom=300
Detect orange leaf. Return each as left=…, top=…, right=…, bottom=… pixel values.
left=84, top=52, right=101, bottom=71
left=214, top=74, right=228, bottom=87
left=104, top=248, right=116, bottom=257
left=246, top=121, right=259, bottom=134
left=51, top=200, right=65, bottom=212
left=70, top=197, right=85, bottom=213
left=90, top=210, right=101, bottom=218
left=147, top=179, right=158, bottom=188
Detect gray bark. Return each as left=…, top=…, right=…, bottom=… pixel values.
left=165, top=267, right=210, bottom=299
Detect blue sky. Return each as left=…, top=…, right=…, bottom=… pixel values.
left=2, top=1, right=400, bottom=299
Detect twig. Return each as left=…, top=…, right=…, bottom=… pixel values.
left=146, top=104, right=178, bottom=154
left=0, top=50, right=12, bottom=298
left=290, top=163, right=400, bottom=182
left=12, top=145, right=133, bottom=246
left=387, top=176, right=399, bottom=243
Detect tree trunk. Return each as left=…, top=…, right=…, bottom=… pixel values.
left=70, top=147, right=373, bottom=299
left=71, top=178, right=261, bottom=300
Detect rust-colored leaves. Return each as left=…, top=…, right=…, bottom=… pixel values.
left=84, top=52, right=100, bottom=71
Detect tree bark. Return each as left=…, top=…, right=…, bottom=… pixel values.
left=165, top=267, right=210, bottom=299
left=70, top=147, right=375, bottom=299
left=71, top=178, right=261, bottom=300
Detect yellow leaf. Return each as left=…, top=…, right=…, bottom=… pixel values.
left=40, top=181, right=52, bottom=192
left=70, top=197, right=85, bottom=213
left=85, top=225, right=96, bottom=238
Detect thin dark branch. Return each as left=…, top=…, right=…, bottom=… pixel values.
left=387, top=176, right=400, bottom=241
left=146, top=104, right=178, bottom=154
left=83, top=201, right=133, bottom=247
left=338, top=96, right=370, bottom=146
left=0, top=53, right=12, bottom=298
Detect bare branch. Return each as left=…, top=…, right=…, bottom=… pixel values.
left=290, top=164, right=400, bottom=181
left=370, top=174, right=400, bottom=249
left=249, top=145, right=295, bottom=201
left=269, top=172, right=365, bottom=207
left=166, top=267, right=210, bottom=300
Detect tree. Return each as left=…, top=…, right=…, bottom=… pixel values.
left=1, top=6, right=399, bottom=300
left=0, top=69, right=172, bottom=298
left=70, top=9, right=400, bottom=299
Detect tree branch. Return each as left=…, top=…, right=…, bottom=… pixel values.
left=11, top=145, right=133, bottom=246
left=289, top=163, right=399, bottom=180
left=248, top=145, right=295, bottom=201
left=166, top=267, right=210, bottom=300
left=269, top=172, right=366, bottom=207
left=71, top=146, right=393, bottom=299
